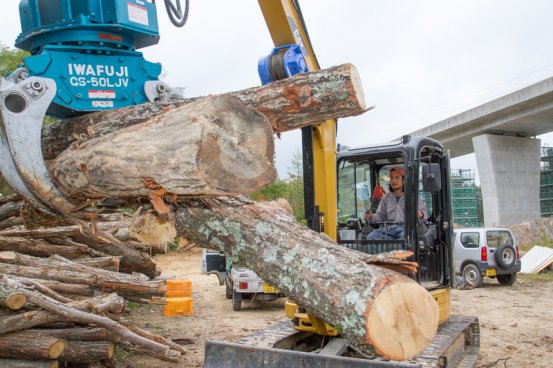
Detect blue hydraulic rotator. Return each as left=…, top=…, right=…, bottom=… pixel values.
left=15, top=0, right=173, bottom=117
left=258, top=44, right=308, bottom=86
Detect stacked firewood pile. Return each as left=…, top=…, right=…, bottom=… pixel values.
left=0, top=194, right=186, bottom=366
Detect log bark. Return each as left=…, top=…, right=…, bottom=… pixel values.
left=23, top=279, right=95, bottom=297
left=0, top=236, right=94, bottom=259
left=0, top=359, right=58, bottom=368
left=0, top=293, right=124, bottom=335
left=0, top=225, right=82, bottom=238
left=45, top=237, right=107, bottom=257
left=0, top=201, right=22, bottom=222
left=59, top=341, right=114, bottom=363
left=28, top=327, right=112, bottom=342
left=51, top=95, right=276, bottom=200
left=69, top=232, right=159, bottom=278
left=172, top=197, right=438, bottom=361
left=42, top=63, right=365, bottom=159
left=73, top=256, right=121, bottom=272
left=0, top=217, right=24, bottom=231
left=0, top=331, right=65, bottom=359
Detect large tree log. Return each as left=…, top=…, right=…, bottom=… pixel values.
left=51, top=95, right=276, bottom=200
left=43, top=63, right=365, bottom=159
left=0, top=331, right=65, bottom=359
left=172, top=197, right=438, bottom=361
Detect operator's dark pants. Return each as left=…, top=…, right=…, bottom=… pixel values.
left=366, top=224, right=404, bottom=240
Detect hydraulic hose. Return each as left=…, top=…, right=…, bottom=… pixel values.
left=164, top=0, right=189, bottom=27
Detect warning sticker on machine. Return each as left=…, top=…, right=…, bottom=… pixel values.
left=128, top=2, right=149, bottom=26
left=88, top=90, right=116, bottom=99
left=92, top=101, right=114, bottom=108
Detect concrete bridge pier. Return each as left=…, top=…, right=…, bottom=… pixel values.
left=473, top=134, right=541, bottom=226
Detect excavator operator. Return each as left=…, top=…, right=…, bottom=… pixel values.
left=364, top=167, right=427, bottom=240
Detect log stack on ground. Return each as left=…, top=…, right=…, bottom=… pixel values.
left=0, top=64, right=438, bottom=363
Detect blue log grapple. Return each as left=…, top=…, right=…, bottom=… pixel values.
left=0, top=0, right=188, bottom=215
left=16, top=0, right=174, bottom=117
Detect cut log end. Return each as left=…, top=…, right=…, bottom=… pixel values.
left=6, top=293, right=26, bottom=310
left=347, top=64, right=366, bottom=111
left=49, top=339, right=66, bottom=359
left=108, top=342, right=115, bottom=359
left=365, top=280, right=439, bottom=361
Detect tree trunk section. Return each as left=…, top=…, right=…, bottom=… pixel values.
left=0, top=284, right=26, bottom=310
left=42, top=63, right=365, bottom=159
left=51, top=95, right=276, bottom=200
left=59, top=341, right=114, bottom=363
left=172, top=197, right=438, bottom=360
left=0, top=331, right=65, bottom=359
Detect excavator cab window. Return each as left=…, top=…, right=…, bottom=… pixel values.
left=337, top=155, right=407, bottom=254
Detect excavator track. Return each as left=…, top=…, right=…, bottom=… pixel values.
left=204, top=315, right=479, bottom=368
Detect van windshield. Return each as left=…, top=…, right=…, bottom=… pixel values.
left=486, top=230, right=514, bottom=248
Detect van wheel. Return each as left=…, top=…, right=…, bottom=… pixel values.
left=494, top=243, right=516, bottom=269
left=232, top=291, right=242, bottom=311
left=497, top=273, right=517, bottom=286
left=462, top=264, right=483, bottom=288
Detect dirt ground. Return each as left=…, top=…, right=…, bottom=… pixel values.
left=118, top=248, right=553, bottom=368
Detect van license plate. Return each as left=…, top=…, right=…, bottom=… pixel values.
left=263, top=284, right=278, bottom=294
left=486, top=269, right=496, bottom=276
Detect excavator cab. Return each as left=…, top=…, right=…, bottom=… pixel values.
left=336, top=136, right=453, bottom=294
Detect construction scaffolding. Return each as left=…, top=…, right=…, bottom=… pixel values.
left=420, top=169, right=480, bottom=227
left=540, top=146, right=553, bottom=217
left=450, top=169, right=479, bottom=227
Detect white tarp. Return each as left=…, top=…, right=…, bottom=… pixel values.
left=520, top=246, right=553, bottom=274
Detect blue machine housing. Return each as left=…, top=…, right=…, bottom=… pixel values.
left=258, top=44, right=308, bottom=85
left=15, top=0, right=163, bottom=117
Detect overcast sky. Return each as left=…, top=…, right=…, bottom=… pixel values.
left=2, top=0, right=553, bottom=182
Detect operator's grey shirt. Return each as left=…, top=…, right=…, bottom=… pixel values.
left=369, top=192, right=428, bottom=228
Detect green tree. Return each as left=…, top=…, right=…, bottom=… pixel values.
left=0, top=44, right=28, bottom=77
left=249, top=179, right=289, bottom=201
left=287, top=151, right=305, bottom=222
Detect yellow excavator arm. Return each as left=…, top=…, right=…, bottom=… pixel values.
left=258, top=0, right=337, bottom=241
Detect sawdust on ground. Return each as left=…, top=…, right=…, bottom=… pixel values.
left=118, top=248, right=553, bottom=368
